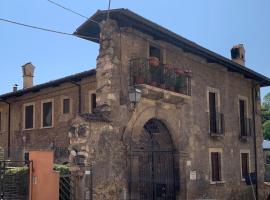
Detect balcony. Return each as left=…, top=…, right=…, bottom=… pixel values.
left=239, top=117, right=253, bottom=139
left=209, top=112, right=224, bottom=137
left=130, top=58, right=192, bottom=96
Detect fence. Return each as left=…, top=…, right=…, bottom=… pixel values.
left=0, top=160, right=31, bottom=200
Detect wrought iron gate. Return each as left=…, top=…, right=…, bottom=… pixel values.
left=129, top=119, right=177, bottom=200
left=0, top=161, right=30, bottom=200
left=59, top=172, right=75, bottom=200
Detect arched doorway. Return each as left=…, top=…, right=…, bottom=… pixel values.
left=129, top=119, right=176, bottom=200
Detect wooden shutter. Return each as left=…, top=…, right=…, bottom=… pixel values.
left=211, top=152, right=221, bottom=181
left=91, top=93, right=96, bottom=113
left=25, top=105, right=34, bottom=129
left=239, top=100, right=246, bottom=136
left=63, top=98, right=70, bottom=114
left=209, top=92, right=217, bottom=133
left=241, top=153, right=249, bottom=179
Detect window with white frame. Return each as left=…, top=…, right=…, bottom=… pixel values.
left=23, top=103, right=35, bottom=130
left=209, top=148, right=223, bottom=183
left=41, top=100, right=53, bottom=128
left=207, top=88, right=221, bottom=134
left=240, top=150, right=250, bottom=180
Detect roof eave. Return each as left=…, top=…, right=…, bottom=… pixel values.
left=74, top=8, right=270, bottom=87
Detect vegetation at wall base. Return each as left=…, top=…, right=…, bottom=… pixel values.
left=54, top=164, right=70, bottom=174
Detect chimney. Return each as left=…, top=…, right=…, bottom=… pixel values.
left=13, top=84, right=18, bottom=92
left=22, top=62, right=35, bottom=89
left=231, top=44, right=245, bottom=66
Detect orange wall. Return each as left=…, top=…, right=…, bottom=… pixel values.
left=29, top=151, right=59, bottom=200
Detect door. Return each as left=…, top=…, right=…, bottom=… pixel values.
left=129, top=119, right=176, bottom=200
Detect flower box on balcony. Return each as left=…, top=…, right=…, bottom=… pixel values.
left=175, top=68, right=185, bottom=75
left=149, top=57, right=160, bottom=66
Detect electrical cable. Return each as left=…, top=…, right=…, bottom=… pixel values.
left=0, top=17, right=99, bottom=41
left=47, top=0, right=99, bottom=25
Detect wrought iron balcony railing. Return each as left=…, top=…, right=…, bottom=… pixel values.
left=208, top=112, right=224, bottom=136
left=130, top=58, right=192, bottom=96
left=239, top=117, right=253, bottom=138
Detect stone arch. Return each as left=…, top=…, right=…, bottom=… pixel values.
left=124, top=104, right=180, bottom=152
left=132, top=118, right=175, bottom=152
left=127, top=105, right=180, bottom=199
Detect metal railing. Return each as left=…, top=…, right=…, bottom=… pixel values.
left=130, top=58, right=192, bottom=96
left=53, top=147, right=69, bottom=163
left=239, top=117, right=252, bottom=137
left=208, top=112, right=224, bottom=136
left=0, top=160, right=31, bottom=200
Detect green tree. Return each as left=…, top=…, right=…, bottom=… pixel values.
left=263, top=120, right=270, bottom=140
left=262, top=92, right=270, bottom=140
left=263, top=93, right=270, bottom=109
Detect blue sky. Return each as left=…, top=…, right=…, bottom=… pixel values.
left=0, top=0, right=269, bottom=98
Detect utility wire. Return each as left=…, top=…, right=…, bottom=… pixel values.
left=0, top=17, right=99, bottom=41
left=47, top=0, right=99, bottom=25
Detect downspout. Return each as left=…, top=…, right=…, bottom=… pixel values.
left=71, top=81, right=82, bottom=114
left=0, top=99, right=11, bottom=158
left=251, top=83, right=258, bottom=199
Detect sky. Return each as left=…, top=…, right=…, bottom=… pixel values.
left=0, top=0, right=270, bottom=98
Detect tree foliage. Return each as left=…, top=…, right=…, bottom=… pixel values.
left=262, top=92, right=270, bottom=140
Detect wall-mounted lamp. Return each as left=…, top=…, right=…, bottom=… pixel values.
left=129, top=87, right=142, bottom=103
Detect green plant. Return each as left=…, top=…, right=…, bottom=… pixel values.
left=54, top=164, right=69, bottom=174
left=5, top=167, right=28, bottom=175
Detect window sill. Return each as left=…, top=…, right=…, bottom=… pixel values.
left=210, top=132, right=224, bottom=137
left=23, top=128, right=35, bottom=131
left=210, top=181, right=225, bottom=185
left=40, top=126, right=54, bottom=129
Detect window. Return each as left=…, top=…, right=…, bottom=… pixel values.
left=209, top=92, right=217, bottom=133
left=239, top=99, right=246, bottom=135
left=24, top=152, right=29, bottom=161
left=239, top=97, right=250, bottom=137
left=89, top=92, right=96, bottom=113
left=209, top=148, right=223, bottom=183
left=240, top=151, right=250, bottom=180
left=42, top=100, right=53, bottom=128
left=63, top=98, right=70, bottom=114
left=149, top=45, right=161, bottom=61
left=24, top=104, right=35, bottom=130
left=207, top=88, right=222, bottom=134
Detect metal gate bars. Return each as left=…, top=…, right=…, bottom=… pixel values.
left=0, top=161, right=30, bottom=200
left=129, top=151, right=176, bottom=200
left=128, top=119, right=177, bottom=200
left=59, top=173, right=75, bottom=200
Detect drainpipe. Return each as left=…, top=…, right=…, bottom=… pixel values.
left=251, top=83, right=258, bottom=199
left=0, top=99, right=11, bottom=158
left=71, top=81, right=82, bottom=114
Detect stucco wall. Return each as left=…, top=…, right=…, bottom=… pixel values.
left=0, top=76, right=96, bottom=162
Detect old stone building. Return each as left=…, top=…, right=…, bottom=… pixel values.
left=0, top=65, right=96, bottom=163
left=1, top=8, right=270, bottom=200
